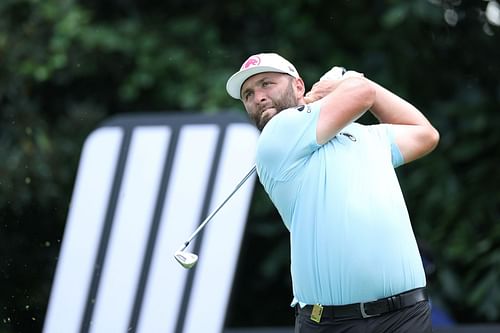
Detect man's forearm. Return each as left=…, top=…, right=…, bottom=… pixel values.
left=368, top=78, right=439, bottom=163
left=368, top=79, right=433, bottom=127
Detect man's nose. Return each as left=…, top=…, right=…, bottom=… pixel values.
left=254, top=89, right=267, bottom=103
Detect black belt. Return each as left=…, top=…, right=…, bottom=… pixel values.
left=298, top=287, right=428, bottom=321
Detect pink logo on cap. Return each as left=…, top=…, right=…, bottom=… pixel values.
left=242, top=56, right=261, bottom=69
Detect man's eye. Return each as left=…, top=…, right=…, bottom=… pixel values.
left=262, top=81, right=271, bottom=87
left=244, top=92, right=253, bottom=101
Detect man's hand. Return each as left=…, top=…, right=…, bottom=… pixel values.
left=320, top=66, right=347, bottom=81
left=304, top=68, right=364, bottom=104
left=304, top=80, right=340, bottom=104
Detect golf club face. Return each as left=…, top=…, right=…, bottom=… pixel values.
left=173, top=165, right=257, bottom=270
left=174, top=250, right=198, bottom=269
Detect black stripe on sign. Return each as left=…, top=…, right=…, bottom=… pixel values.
left=126, top=126, right=181, bottom=332
left=174, top=123, right=227, bottom=333
left=79, top=127, right=132, bottom=333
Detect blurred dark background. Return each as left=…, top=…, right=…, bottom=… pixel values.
left=1, top=0, right=499, bottom=332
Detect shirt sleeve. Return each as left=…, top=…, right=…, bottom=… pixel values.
left=367, top=124, right=405, bottom=168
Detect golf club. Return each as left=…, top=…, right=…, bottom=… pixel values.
left=174, top=164, right=257, bottom=269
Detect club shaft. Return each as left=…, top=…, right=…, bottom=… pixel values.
left=178, top=164, right=257, bottom=252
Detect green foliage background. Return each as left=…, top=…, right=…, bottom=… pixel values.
left=0, top=0, right=499, bottom=331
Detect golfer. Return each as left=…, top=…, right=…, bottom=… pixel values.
left=226, top=53, right=439, bottom=332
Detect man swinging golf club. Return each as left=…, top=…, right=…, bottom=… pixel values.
left=225, top=53, right=439, bottom=332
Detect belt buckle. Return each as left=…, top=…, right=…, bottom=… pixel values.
left=360, top=302, right=378, bottom=319
left=310, top=304, right=323, bottom=323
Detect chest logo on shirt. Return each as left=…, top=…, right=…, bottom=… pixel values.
left=339, top=132, right=357, bottom=142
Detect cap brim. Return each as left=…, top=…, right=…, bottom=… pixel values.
left=226, top=66, right=289, bottom=99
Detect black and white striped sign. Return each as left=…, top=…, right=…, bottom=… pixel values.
left=44, top=112, right=259, bottom=333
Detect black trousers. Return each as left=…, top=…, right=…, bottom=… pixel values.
left=295, top=300, right=432, bottom=333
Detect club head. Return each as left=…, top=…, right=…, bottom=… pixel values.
left=174, top=250, right=198, bottom=269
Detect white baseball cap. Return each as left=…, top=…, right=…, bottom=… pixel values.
left=226, top=53, right=300, bottom=99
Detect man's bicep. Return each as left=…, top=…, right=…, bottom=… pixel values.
left=316, top=78, right=375, bottom=144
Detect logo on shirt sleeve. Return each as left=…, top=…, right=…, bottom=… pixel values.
left=295, top=105, right=311, bottom=113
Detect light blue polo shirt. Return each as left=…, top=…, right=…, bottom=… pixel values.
left=256, top=101, right=426, bottom=306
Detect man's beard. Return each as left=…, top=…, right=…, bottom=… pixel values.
left=255, top=80, right=298, bottom=131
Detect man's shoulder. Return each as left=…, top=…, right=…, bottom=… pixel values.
left=261, top=105, right=309, bottom=133
left=279, top=104, right=313, bottom=117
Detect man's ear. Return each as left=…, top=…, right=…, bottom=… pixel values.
left=295, top=77, right=306, bottom=97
